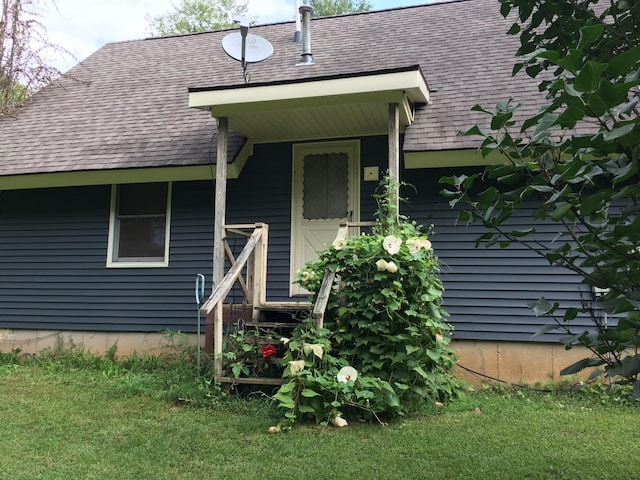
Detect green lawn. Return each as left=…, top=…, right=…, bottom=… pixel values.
left=1, top=363, right=638, bottom=480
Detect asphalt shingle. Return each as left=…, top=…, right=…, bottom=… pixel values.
left=0, top=0, right=544, bottom=177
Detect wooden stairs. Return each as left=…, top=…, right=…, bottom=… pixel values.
left=200, top=221, right=370, bottom=386
left=206, top=302, right=311, bottom=386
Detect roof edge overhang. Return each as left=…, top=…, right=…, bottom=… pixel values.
left=0, top=141, right=253, bottom=191
left=189, top=66, right=429, bottom=143
left=404, top=148, right=503, bottom=169
left=189, top=65, right=430, bottom=112
left=0, top=138, right=254, bottom=191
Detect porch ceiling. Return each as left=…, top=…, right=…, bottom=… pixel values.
left=188, top=67, right=430, bottom=143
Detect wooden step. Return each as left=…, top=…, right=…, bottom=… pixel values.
left=255, top=302, right=311, bottom=312
left=242, top=321, right=299, bottom=329
left=215, top=376, right=285, bottom=386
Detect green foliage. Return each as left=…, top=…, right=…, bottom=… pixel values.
left=146, top=0, right=249, bottom=36
left=218, top=328, right=283, bottom=379
left=274, top=319, right=404, bottom=425
left=275, top=178, right=462, bottom=425
left=1, top=0, right=67, bottom=117
left=3, top=366, right=640, bottom=479
left=308, top=0, right=372, bottom=17
left=440, top=0, right=640, bottom=396
left=1, top=332, right=225, bottom=407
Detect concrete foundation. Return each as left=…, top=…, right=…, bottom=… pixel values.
left=451, top=340, right=592, bottom=385
left=1, top=329, right=593, bottom=385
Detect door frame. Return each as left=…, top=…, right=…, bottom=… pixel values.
left=290, top=139, right=361, bottom=296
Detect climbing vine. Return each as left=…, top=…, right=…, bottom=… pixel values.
left=274, top=177, right=463, bottom=426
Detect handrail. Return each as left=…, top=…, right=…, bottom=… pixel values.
left=200, top=226, right=263, bottom=314
left=312, top=269, right=335, bottom=329
left=200, top=223, right=268, bottom=378
left=311, top=221, right=376, bottom=328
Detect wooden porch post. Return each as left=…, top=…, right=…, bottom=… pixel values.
left=213, top=117, right=228, bottom=289
left=388, top=103, right=400, bottom=219
left=212, top=117, right=227, bottom=369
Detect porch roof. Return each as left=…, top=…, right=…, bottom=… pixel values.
left=188, top=66, right=429, bottom=143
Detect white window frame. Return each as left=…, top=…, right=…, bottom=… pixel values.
left=106, top=182, right=172, bottom=268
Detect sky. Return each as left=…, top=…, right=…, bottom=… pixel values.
left=40, top=1, right=433, bottom=71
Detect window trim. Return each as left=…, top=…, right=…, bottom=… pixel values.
left=106, top=182, right=172, bottom=268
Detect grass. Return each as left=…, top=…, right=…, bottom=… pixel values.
left=1, top=350, right=639, bottom=479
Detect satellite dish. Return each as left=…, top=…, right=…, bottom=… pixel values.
left=222, top=32, right=274, bottom=63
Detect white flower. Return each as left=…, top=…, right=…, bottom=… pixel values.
left=375, top=259, right=388, bottom=271
left=382, top=235, right=402, bottom=255
left=337, top=366, right=358, bottom=383
left=332, top=415, right=348, bottom=427
left=332, top=238, right=346, bottom=250
left=385, top=261, right=398, bottom=273
left=406, top=239, right=421, bottom=254
left=406, top=238, right=432, bottom=254
left=303, top=342, right=324, bottom=359
left=280, top=337, right=290, bottom=345
left=300, top=270, right=312, bottom=283
left=289, top=360, right=305, bottom=374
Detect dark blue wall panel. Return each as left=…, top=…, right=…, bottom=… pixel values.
left=0, top=136, right=593, bottom=342
left=401, top=166, right=595, bottom=342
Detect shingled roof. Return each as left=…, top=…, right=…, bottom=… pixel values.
left=0, top=0, right=542, bottom=180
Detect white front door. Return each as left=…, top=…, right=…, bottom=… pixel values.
left=290, top=140, right=360, bottom=296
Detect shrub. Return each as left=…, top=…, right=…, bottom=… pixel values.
left=274, top=178, right=463, bottom=425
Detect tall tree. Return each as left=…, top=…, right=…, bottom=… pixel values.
left=308, top=0, right=372, bottom=17
left=441, top=0, right=640, bottom=395
left=146, top=0, right=249, bottom=36
left=1, top=0, right=63, bottom=116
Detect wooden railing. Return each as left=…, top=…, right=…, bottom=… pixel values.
left=311, top=221, right=376, bottom=329
left=200, top=223, right=268, bottom=377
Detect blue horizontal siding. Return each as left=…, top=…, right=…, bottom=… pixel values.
left=402, top=166, right=595, bottom=342
left=0, top=183, right=214, bottom=333
left=0, top=137, right=593, bottom=343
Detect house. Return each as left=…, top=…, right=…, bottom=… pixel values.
left=0, top=0, right=595, bottom=383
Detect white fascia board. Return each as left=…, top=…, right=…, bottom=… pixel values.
left=0, top=142, right=254, bottom=191
left=189, top=69, right=430, bottom=114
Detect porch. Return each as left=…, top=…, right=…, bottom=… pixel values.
left=199, top=221, right=374, bottom=385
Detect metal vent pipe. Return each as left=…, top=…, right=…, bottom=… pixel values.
left=297, top=4, right=315, bottom=65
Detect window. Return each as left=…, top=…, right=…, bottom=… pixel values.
left=302, top=152, right=349, bottom=220
left=107, top=182, right=171, bottom=267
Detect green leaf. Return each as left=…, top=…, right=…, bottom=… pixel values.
left=607, top=46, right=640, bottom=77
left=560, top=357, right=604, bottom=376
left=550, top=202, right=572, bottom=221
left=413, top=365, right=428, bottom=378
left=405, top=345, right=420, bottom=355
left=554, top=106, right=585, bottom=128
left=620, top=356, right=640, bottom=379
left=532, top=113, right=558, bottom=141
left=528, top=297, right=558, bottom=316
left=426, top=349, right=441, bottom=362
left=301, top=388, right=321, bottom=398
left=356, top=390, right=375, bottom=399
left=577, top=24, right=604, bottom=50
left=490, top=112, right=514, bottom=130
left=556, top=49, right=584, bottom=74
left=531, top=324, right=559, bottom=338
left=603, top=123, right=636, bottom=141
left=574, top=61, right=607, bottom=93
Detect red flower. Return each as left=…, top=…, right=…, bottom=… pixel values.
left=261, top=344, right=277, bottom=358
